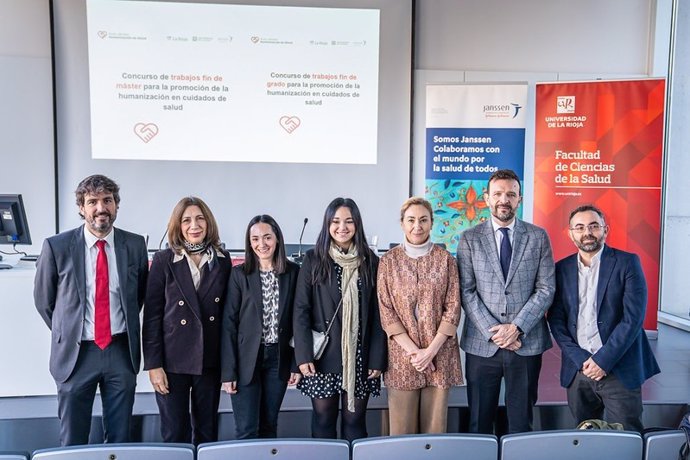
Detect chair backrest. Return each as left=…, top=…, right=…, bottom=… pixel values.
left=0, top=453, right=28, bottom=460
left=197, top=439, right=350, bottom=460
left=352, top=434, right=498, bottom=460
left=500, top=430, right=643, bottom=460
left=32, top=443, right=195, bottom=460
left=644, top=430, right=687, bottom=460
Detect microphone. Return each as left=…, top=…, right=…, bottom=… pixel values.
left=296, top=217, right=308, bottom=263
left=157, top=228, right=168, bottom=250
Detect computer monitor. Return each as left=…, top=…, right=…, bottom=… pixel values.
left=0, top=194, right=32, bottom=269
left=0, top=194, right=31, bottom=246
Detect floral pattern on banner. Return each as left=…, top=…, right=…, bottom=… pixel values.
left=426, top=179, right=522, bottom=254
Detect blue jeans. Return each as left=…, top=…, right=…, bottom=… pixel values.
left=231, top=344, right=289, bottom=439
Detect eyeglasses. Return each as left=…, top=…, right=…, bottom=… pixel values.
left=569, top=223, right=604, bottom=234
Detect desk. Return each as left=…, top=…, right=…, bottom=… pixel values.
left=0, top=260, right=150, bottom=396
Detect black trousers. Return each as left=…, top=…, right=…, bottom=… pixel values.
left=231, top=344, right=289, bottom=439
left=567, top=371, right=644, bottom=432
left=56, top=335, right=136, bottom=446
left=155, top=368, right=221, bottom=445
left=465, top=349, right=542, bottom=434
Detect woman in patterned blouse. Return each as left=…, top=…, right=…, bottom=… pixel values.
left=220, top=215, right=301, bottom=438
left=377, top=197, right=463, bottom=434
left=293, top=197, right=387, bottom=442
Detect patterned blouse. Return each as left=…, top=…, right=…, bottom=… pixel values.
left=377, top=244, right=463, bottom=390
left=260, top=269, right=280, bottom=344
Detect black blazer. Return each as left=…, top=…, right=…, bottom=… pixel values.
left=142, top=248, right=232, bottom=375
left=292, top=249, right=387, bottom=374
left=220, top=261, right=300, bottom=384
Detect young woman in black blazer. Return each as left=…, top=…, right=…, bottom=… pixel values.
left=143, top=196, right=232, bottom=445
left=221, top=215, right=301, bottom=439
left=293, top=197, right=387, bottom=442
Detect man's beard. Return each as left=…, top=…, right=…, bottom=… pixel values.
left=492, top=204, right=515, bottom=223
left=88, top=212, right=115, bottom=233
left=576, top=235, right=602, bottom=253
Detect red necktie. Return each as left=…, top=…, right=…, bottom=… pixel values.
left=95, top=240, right=112, bottom=349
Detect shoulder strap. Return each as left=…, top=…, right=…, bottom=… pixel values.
left=323, top=298, right=343, bottom=337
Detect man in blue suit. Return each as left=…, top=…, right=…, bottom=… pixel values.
left=548, top=204, right=660, bottom=432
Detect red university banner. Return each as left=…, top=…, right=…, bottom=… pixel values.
left=534, top=79, right=665, bottom=330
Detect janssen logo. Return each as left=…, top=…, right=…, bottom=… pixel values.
left=557, top=96, right=575, bottom=113
left=483, top=103, right=522, bottom=119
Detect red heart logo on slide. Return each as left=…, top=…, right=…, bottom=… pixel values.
left=134, top=123, right=159, bottom=143
left=98, top=31, right=107, bottom=39
left=251, top=36, right=260, bottom=43
left=279, top=116, right=300, bottom=133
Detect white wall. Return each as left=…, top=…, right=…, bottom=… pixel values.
left=415, top=0, right=655, bottom=74
left=0, top=0, right=50, bottom=57
left=660, top=0, right=690, bottom=321
left=0, top=0, right=54, bottom=256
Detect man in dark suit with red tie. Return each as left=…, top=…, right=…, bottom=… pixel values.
left=34, top=175, right=149, bottom=445
left=548, top=205, right=660, bottom=431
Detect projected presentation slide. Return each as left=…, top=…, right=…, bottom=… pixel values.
left=86, top=0, right=380, bottom=164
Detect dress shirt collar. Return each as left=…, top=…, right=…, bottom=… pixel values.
left=83, top=225, right=115, bottom=249
left=577, top=244, right=605, bottom=270
left=490, top=217, right=516, bottom=234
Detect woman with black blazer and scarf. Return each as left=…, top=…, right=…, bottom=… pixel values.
left=293, top=197, right=387, bottom=442
left=221, top=215, right=301, bottom=439
left=143, top=196, right=232, bottom=445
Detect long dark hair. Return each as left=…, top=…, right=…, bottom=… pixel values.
left=243, top=214, right=288, bottom=275
left=311, top=198, right=373, bottom=285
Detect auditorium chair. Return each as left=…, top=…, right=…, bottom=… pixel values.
left=352, top=434, right=498, bottom=460
left=0, top=453, right=28, bottom=460
left=32, top=443, right=195, bottom=460
left=643, top=430, right=687, bottom=460
left=500, top=430, right=642, bottom=460
left=197, top=438, right=350, bottom=460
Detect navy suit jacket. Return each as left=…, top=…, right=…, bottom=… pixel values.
left=142, top=248, right=232, bottom=375
left=34, top=226, right=149, bottom=383
left=548, top=245, right=660, bottom=390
